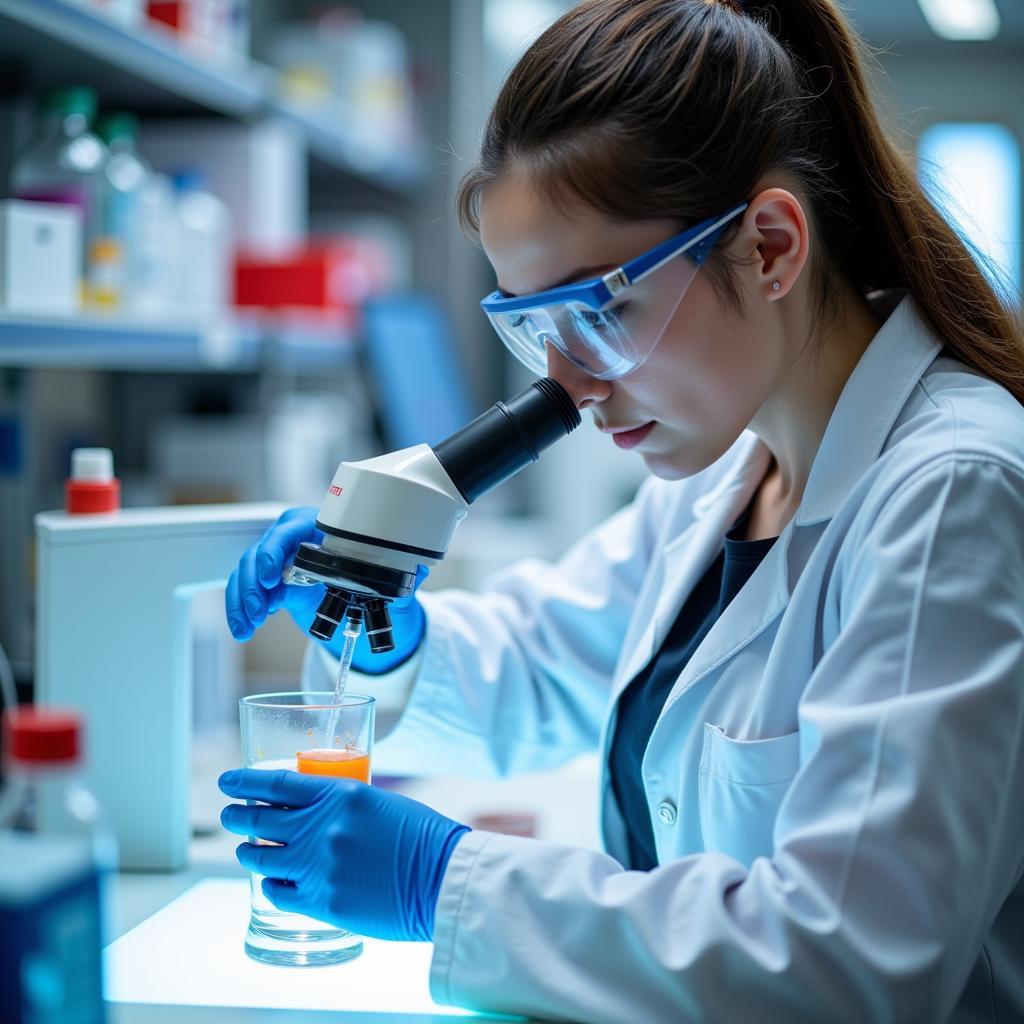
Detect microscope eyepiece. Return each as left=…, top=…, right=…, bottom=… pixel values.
left=431, top=377, right=580, bottom=505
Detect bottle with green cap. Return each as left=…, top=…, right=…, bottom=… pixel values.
left=9, top=87, right=109, bottom=307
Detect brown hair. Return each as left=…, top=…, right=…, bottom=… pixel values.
left=457, top=0, right=1024, bottom=401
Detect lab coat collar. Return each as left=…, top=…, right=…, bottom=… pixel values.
left=795, top=288, right=943, bottom=525
left=613, top=434, right=772, bottom=693
left=636, top=293, right=943, bottom=735
left=611, top=289, right=942, bottom=700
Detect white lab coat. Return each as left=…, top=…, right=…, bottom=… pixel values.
left=303, top=289, right=1024, bottom=1023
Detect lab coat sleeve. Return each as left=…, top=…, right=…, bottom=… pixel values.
left=428, top=454, right=1024, bottom=1023
left=301, top=474, right=676, bottom=779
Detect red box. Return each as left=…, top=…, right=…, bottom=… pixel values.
left=233, top=241, right=387, bottom=315
left=147, top=0, right=191, bottom=34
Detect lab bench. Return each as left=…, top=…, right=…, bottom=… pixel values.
left=106, top=839, right=530, bottom=1024
left=103, top=756, right=602, bottom=1024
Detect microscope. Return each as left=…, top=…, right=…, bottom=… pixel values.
left=35, top=377, right=578, bottom=869
left=285, top=377, right=581, bottom=652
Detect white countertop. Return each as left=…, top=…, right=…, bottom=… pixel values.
left=105, top=756, right=601, bottom=1023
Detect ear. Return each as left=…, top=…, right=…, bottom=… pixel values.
left=738, top=188, right=810, bottom=300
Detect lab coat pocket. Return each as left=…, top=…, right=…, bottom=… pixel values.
left=698, top=723, right=801, bottom=867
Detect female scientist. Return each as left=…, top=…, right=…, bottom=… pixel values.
left=219, top=0, right=1024, bottom=1020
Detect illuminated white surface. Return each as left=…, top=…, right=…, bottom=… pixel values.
left=104, top=879, right=495, bottom=1018
left=917, top=0, right=1001, bottom=40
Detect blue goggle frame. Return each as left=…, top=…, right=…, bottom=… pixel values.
left=480, top=200, right=750, bottom=317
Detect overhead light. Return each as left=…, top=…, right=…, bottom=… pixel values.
left=917, top=0, right=1001, bottom=41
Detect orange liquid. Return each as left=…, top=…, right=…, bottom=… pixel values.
left=296, top=748, right=371, bottom=781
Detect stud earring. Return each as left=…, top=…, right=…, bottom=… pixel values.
left=772, top=281, right=781, bottom=291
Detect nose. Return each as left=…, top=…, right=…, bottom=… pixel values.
left=545, top=344, right=612, bottom=411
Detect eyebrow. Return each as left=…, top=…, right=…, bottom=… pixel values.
left=496, top=263, right=615, bottom=299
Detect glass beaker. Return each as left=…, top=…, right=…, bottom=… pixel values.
left=238, top=692, right=375, bottom=967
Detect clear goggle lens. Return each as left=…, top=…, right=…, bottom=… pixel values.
left=488, top=248, right=701, bottom=380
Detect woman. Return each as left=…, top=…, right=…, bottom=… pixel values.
left=220, top=1, right=1024, bottom=1020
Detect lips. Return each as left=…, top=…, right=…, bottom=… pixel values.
left=610, top=422, right=655, bottom=450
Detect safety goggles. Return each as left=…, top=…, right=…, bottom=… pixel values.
left=481, top=201, right=749, bottom=380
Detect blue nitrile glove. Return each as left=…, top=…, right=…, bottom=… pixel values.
left=219, top=768, right=470, bottom=942
left=226, top=506, right=323, bottom=641
left=225, top=506, right=428, bottom=671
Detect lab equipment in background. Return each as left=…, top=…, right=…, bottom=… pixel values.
left=140, top=117, right=305, bottom=257
left=361, top=294, right=475, bottom=451
left=0, top=199, right=81, bottom=315
left=171, top=169, right=233, bottom=317
left=0, top=708, right=113, bottom=1024
left=312, top=212, right=413, bottom=294
left=35, top=502, right=285, bottom=869
left=9, top=86, right=108, bottom=307
left=147, top=0, right=250, bottom=62
left=151, top=390, right=370, bottom=507
left=233, top=238, right=390, bottom=333
left=95, top=113, right=153, bottom=312
left=130, top=169, right=177, bottom=315
left=152, top=415, right=266, bottom=504
left=65, top=447, right=121, bottom=514
left=286, top=377, right=580, bottom=658
left=265, top=392, right=371, bottom=506
left=237, top=691, right=375, bottom=967
left=265, top=7, right=416, bottom=174
left=86, top=237, right=121, bottom=309
left=68, top=0, right=142, bottom=27
left=189, top=587, right=244, bottom=836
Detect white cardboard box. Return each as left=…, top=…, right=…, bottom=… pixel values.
left=0, top=199, right=81, bottom=314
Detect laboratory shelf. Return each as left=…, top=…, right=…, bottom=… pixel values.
left=266, top=98, right=426, bottom=194
left=237, top=311, right=359, bottom=375
left=0, top=310, right=355, bottom=374
left=0, top=0, right=425, bottom=193
left=0, top=0, right=267, bottom=118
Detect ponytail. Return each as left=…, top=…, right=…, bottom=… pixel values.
left=747, top=0, right=1024, bottom=400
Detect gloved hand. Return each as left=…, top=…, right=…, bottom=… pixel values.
left=219, top=768, right=470, bottom=942
left=225, top=506, right=429, bottom=673
left=226, top=506, right=323, bottom=642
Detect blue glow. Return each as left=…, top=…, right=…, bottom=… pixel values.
left=918, top=122, right=1022, bottom=303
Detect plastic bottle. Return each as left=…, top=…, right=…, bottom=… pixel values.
left=0, top=708, right=114, bottom=1024
left=95, top=112, right=152, bottom=312
left=171, top=169, right=233, bottom=318
left=9, top=86, right=109, bottom=308
left=65, top=447, right=121, bottom=515
left=132, top=170, right=177, bottom=316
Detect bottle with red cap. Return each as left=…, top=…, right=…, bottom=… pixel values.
left=0, top=707, right=115, bottom=1024
left=65, top=447, right=121, bottom=514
